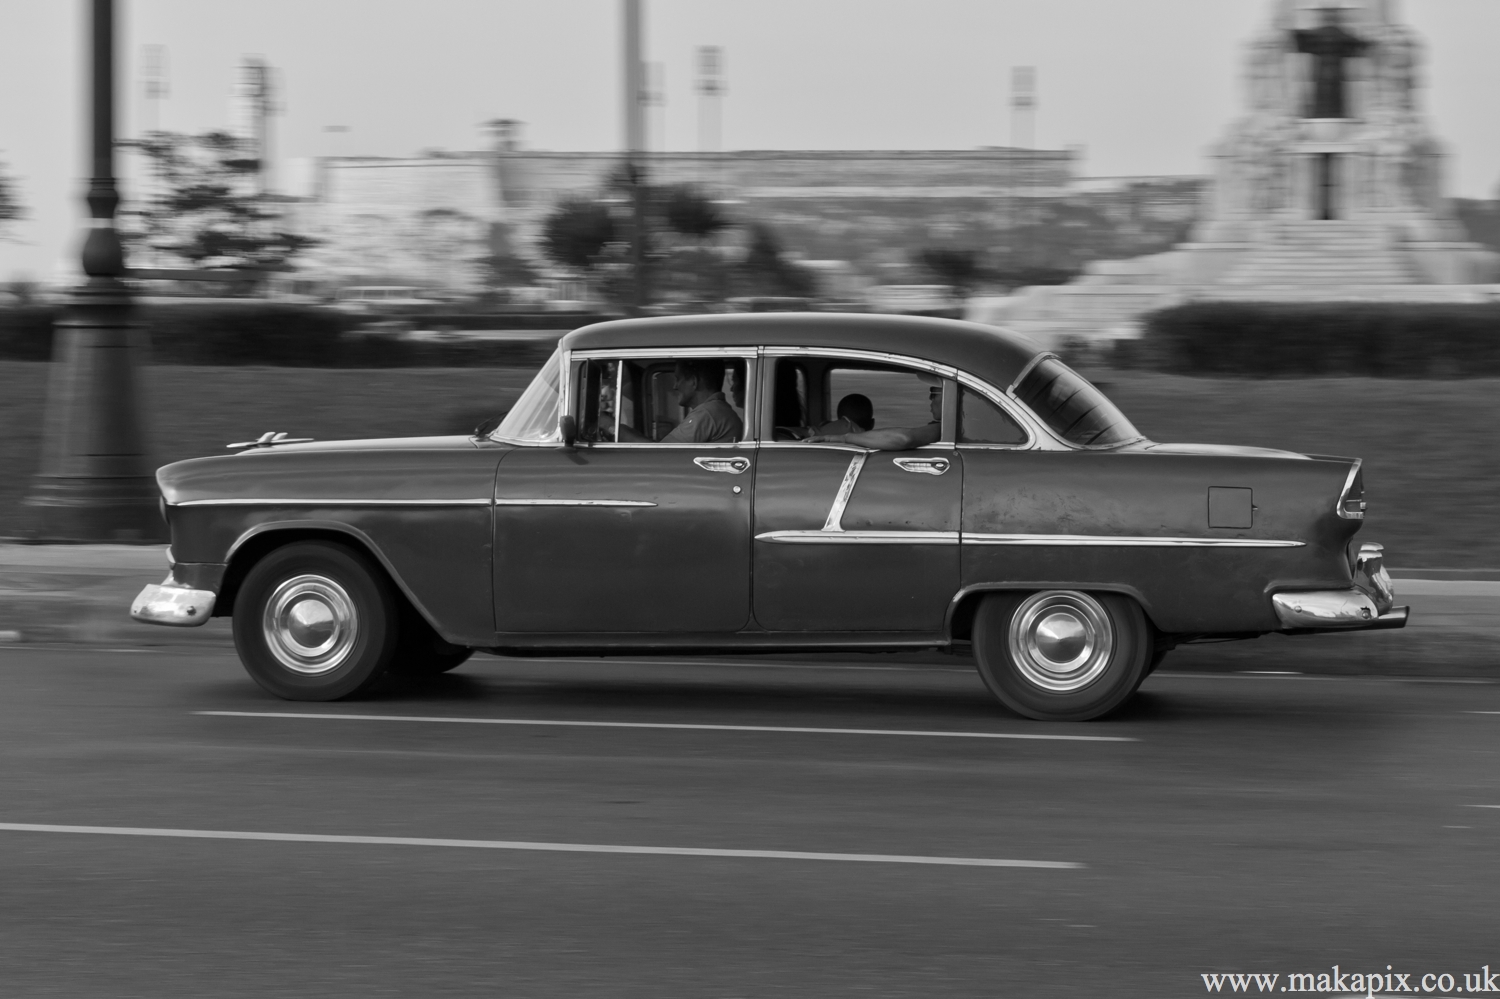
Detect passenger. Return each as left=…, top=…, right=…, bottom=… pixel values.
left=619, top=359, right=743, bottom=443
left=803, top=380, right=941, bottom=451
left=815, top=393, right=874, bottom=437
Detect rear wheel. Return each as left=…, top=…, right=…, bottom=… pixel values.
left=972, top=590, right=1151, bottom=721
left=232, top=541, right=399, bottom=701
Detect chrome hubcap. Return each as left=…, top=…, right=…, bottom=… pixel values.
left=262, top=574, right=358, bottom=675
left=1008, top=591, right=1113, bottom=693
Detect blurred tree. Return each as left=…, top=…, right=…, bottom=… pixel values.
left=915, top=247, right=982, bottom=301
left=0, top=159, right=23, bottom=239
left=123, top=131, right=314, bottom=273
left=659, top=185, right=735, bottom=303
left=741, top=224, right=815, bottom=298
left=539, top=198, right=618, bottom=270
left=661, top=185, right=733, bottom=241
left=478, top=251, right=539, bottom=290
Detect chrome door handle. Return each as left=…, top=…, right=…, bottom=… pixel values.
left=694, top=456, right=750, bottom=475
left=893, top=457, right=950, bottom=475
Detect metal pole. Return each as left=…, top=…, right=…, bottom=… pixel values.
left=623, top=0, right=648, bottom=315
left=24, top=0, right=162, bottom=541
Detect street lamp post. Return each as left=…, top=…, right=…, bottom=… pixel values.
left=622, top=0, right=649, bottom=315
left=24, top=0, right=162, bottom=541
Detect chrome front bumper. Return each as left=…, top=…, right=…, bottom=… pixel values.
left=131, top=576, right=216, bottom=627
left=1271, top=542, right=1409, bottom=632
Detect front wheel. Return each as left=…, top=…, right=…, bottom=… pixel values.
left=232, top=541, right=399, bottom=701
left=972, top=590, right=1151, bottom=721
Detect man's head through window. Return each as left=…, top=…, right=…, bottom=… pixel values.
left=672, top=359, right=726, bottom=411
left=835, top=393, right=874, bottom=432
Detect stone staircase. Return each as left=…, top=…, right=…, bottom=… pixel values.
left=1223, top=221, right=1416, bottom=287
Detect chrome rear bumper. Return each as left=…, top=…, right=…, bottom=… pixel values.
left=131, top=576, right=216, bottom=627
left=1272, top=591, right=1408, bottom=631
left=1271, top=541, right=1408, bottom=632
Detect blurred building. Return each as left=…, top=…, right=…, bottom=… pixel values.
left=289, top=120, right=1083, bottom=292
left=1002, top=0, right=1500, bottom=346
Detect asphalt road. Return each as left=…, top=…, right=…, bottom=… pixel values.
left=2, top=648, right=1499, bottom=998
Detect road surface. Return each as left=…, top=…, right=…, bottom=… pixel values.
left=1, top=647, right=1497, bottom=997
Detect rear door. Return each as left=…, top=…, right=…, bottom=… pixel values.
left=751, top=353, right=962, bottom=634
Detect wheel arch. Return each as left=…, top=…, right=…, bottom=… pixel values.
left=945, top=581, right=1161, bottom=642
left=217, top=521, right=437, bottom=632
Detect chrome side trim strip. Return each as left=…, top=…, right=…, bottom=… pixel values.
left=962, top=533, right=1304, bottom=548
left=822, top=453, right=868, bottom=532
left=758, top=530, right=961, bottom=545
left=494, top=499, right=657, bottom=508
left=174, top=498, right=494, bottom=508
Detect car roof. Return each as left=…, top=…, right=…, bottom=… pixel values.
left=561, top=313, right=1045, bottom=389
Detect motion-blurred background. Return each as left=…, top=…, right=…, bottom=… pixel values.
left=1, top=0, right=1497, bottom=568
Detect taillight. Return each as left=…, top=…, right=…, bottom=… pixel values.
left=1337, top=464, right=1365, bottom=520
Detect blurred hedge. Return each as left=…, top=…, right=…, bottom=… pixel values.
left=1117, top=301, right=1500, bottom=377
left=0, top=303, right=609, bottom=368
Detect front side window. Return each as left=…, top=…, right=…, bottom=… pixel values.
left=575, top=355, right=748, bottom=444
left=1013, top=357, right=1140, bottom=447
left=493, top=349, right=563, bottom=443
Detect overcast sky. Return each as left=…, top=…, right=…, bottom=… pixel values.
left=3, top=0, right=1499, bottom=280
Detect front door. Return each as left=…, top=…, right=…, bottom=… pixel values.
left=493, top=350, right=756, bottom=635
left=493, top=447, right=753, bottom=633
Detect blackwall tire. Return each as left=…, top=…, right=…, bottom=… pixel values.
left=972, top=590, right=1151, bottom=722
left=231, top=541, right=399, bottom=701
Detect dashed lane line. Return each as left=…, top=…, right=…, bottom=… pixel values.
left=0, top=823, right=1081, bottom=869
left=195, top=710, right=1137, bottom=742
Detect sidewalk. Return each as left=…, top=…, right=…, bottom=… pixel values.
left=0, top=544, right=1495, bottom=667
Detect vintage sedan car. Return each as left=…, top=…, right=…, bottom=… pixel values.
left=131, top=314, right=1406, bottom=720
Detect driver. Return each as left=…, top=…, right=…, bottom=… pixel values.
left=803, top=378, right=941, bottom=451
left=619, top=359, right=743, bottom=444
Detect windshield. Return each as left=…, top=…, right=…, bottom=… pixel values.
left=493, top=349, right=562, bottom=443
left=1013, top=357, right=1140, bottom=447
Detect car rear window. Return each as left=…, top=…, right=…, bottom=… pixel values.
left=1013, top=357, right=1140, bottom=447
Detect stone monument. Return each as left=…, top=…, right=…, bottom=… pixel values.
left=997, top=0, right=1499, bottom=346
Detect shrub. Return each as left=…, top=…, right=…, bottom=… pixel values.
left=0, top=303, right=607, bottom=368
left=1120, top=301, right=1500, bottom=377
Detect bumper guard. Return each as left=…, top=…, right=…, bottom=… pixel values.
left=131, top=576, right=216, bottom=627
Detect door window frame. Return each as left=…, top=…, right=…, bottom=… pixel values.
left=758, top=346, right=968, bottom=449
left=569, top=346, right=759, bottom=449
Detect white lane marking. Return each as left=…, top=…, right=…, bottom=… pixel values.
left=1465, top=805, right=1500, bottom=809
left=195, top=711, right=1137, bottom=742
left=1468, top=712, right=1500, bottom=715
left=0, top=823, right=1080, bottom=869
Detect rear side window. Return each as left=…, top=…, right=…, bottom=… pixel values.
left=958, top=388, right=1027, bottom=445
left=1014, top=358, right=1139, bottom=447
